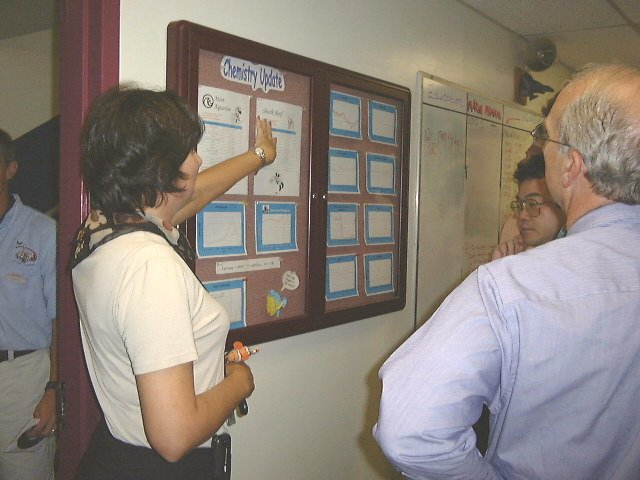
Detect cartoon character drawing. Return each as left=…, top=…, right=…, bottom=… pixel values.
left=274, top=173, right=285, bottom=194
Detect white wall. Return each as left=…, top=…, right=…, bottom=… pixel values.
left=0, top=29, right=59, bottom=138
left=119, top=1, right=570, bottom=478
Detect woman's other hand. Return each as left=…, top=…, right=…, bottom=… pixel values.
left=225, top=361, right=255, bottom=400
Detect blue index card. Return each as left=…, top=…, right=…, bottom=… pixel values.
left=330, top=91, right=362, bottom=139
left=364, top=252, right=394, bottom=295
left=328, top=148, right=359, bottom=193
left=255, top=201, right=298, bottom=253
left=204, top=278, right=247, bottom=330
left=327, top=202, right=359, bottom=247
left=196, top=202, right=246, bottom=258
left=325, top=254, right=358, bottom=300
left=369, top=99, right=398, bottom=145
left=366, top=153, right=396, bottom=195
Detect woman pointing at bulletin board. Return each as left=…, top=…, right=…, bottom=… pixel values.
left=70, top=85, right=276, bottom=479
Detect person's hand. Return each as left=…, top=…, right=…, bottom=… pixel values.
left=225, top=361, right=255, bottom=400
left=491, top=235, right=525, bottom=260
left=254, top=116, right=277, bottom=165
left=30, top=390, right=58, bottom=438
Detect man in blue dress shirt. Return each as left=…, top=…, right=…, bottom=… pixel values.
left=0, top=129, right=58, bottom=479
left=374, top=63, right=640, bottom=479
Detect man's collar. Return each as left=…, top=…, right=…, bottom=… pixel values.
left=568, top=202, right=640, bottom=235
left=0, top=194, right=16, bottom=225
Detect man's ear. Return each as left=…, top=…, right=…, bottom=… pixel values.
left=6, top=161, right=17, bottom=180
left=561, top=149, right=584, bottom=188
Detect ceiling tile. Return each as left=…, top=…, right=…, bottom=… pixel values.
left=613, top=0, right=640, bottom=24
left=459, top=0, right=640, bottom=68
left=460, top=0, right=625, bottom=35
left=529, top=25, right=640, bottom=70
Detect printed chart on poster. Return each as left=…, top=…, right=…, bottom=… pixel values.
left=416, top=72, right=542, bottom=326
left=167, top=22, right=410, bottom=346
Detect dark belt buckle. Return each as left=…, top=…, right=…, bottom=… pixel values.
left=0, top=349, right=36, bottom=363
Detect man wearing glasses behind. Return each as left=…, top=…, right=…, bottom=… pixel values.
left=491, top=153, right=565, bottom=260
left=375, top=63, right=640, bottom=479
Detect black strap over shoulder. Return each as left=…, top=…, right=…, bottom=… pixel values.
left=69, top=210, right=195, bottom=270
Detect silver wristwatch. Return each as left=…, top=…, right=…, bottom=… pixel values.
left=254, top=147, right=267, bottom=169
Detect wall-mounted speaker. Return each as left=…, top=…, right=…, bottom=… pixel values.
left=524, top=38, right=557, bottom=72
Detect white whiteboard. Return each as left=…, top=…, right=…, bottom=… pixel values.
left=416, top=103, right=467, bottom=322
left=464, top=115, right=502, bottom=276
left=416, top=73, right=542, bottom=325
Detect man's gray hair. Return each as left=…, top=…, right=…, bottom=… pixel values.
left=558, top=63, right=640, bottom=204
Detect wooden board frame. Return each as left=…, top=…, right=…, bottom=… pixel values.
left=167, top=21, right=410, bottom=348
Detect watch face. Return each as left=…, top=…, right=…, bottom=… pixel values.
left=254, top=147, right=267, bottom=169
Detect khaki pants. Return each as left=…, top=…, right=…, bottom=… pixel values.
left=0, top=349, right=55, bottom=480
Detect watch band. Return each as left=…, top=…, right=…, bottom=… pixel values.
left=45, top=381, right=61, bottom=391
left=254, top=147, right=267, bottom=170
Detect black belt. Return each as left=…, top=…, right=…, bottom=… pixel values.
left=0, top=350, right=36, bottom=363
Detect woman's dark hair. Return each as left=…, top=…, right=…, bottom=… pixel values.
left=513, top=153, right=545, bottom=184
left=81, top=85, right=204, bottom=213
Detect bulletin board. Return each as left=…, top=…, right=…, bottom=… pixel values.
left=167, top=21, right=410, bottom=347
left=415, top=72, right=542, bottom=325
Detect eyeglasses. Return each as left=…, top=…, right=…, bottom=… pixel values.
left=510, top=199, right=555, bottom=217
left=530, top=123, right=574, bottom=149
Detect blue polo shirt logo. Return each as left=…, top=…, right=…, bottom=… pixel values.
left=14, top=241, right=38, bottom=264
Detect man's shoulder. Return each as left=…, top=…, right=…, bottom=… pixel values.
left=480, top=238, right=570, bottom=297
left=483, top=221, right=640, bottom=306
left=485, top=235, right=571, bottom=277
left=16, top=201, right=56, bottom=230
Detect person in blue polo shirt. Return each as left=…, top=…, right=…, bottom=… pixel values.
left=0, top=128, right=58, bottom=479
